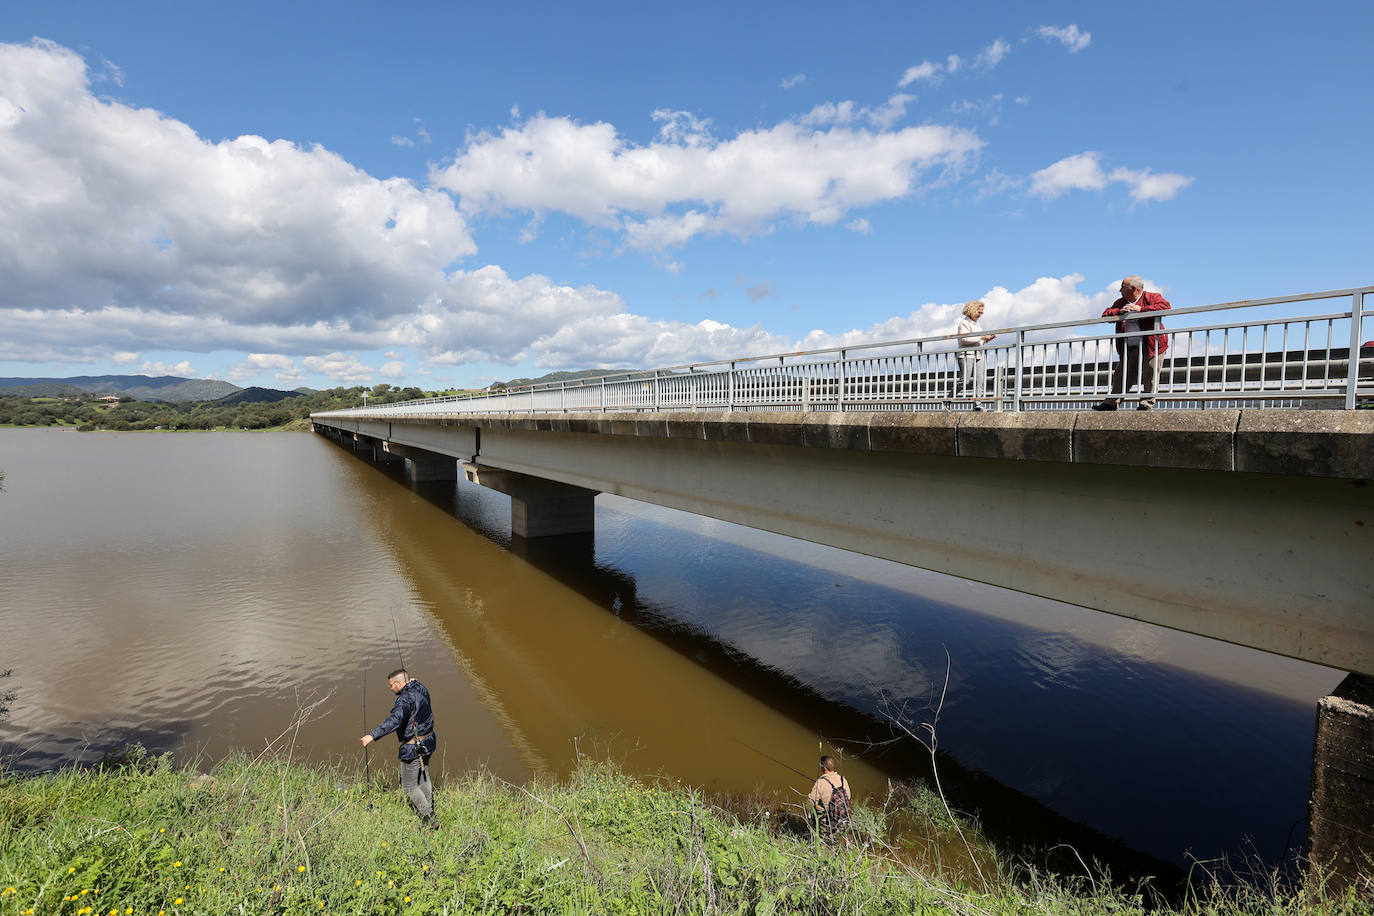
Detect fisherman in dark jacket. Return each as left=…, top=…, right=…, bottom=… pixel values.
left=360, top=669, right=438, bottom=828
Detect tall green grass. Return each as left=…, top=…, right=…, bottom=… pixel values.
left=0, top=748, right=1368, bottom=915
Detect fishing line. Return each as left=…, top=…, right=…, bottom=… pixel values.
left=388, top=606, right=406, bottom=673
left=388, top=606, right=429, bottom=791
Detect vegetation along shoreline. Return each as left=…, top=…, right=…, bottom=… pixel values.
left=1, top=746, right=1368, bottom=915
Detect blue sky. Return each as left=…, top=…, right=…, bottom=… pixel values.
left=1, top=1, right=1370, bottom=390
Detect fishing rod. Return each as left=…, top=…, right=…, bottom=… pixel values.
left=731, top=736, right=813, bottom=782
left=362, top=658, right=373, bottom=810
left=387, top=607, right=428, bottom=786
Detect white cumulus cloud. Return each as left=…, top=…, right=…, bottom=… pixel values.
left=1035, top=24, right=1092, bottom=53
left=0, top=39, right=638, bottom=371
left=303, top=352, right=374, bottom=383
left=430, top=111, right=982, bottom=249
left=141, top=360, right=196, bottom=377
left=974, top=39, right=1011, bottom=71
left=227, top=353, right=299, bottom=382
left=1029, top=152, right=1193, bottom=203
left=797, top=274, right=1117, bottom=351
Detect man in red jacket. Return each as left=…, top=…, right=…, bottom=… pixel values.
left=1093, top=275, right=1171, bottom=411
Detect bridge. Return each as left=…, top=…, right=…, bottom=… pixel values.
left=312, top=286, right=1373, bottom=881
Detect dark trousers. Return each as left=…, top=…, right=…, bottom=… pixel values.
left=1106, top=346, right=1158, bottom=408
left=400, top=755, right=433, bottom=818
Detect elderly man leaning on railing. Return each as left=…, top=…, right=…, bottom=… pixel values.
left=1092, top=275, right=1172, bottom=411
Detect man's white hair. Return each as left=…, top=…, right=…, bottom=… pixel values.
left=1122, top=275, right=1145, bottom=291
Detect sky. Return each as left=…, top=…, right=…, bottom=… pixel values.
left=1, top=1, right=1371, bottom=391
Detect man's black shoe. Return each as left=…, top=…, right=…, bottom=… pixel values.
left=1091, top=402, right=1117, bottom=411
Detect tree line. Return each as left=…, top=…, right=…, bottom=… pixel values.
left=0, top=384, right=443, bottom=431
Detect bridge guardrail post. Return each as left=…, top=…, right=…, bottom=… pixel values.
left=1012, top=331, right=1025, bottom=412
left=653, top=371, right=660, bottom=411
left=838, top=350, right=846, bottom=412
left=728, top=362, right=736, bottom=412
left=561, top=381, right=566, bottom=413
left=1347, top=290, right=1365, bottom=410
left=600, top=375, right=606, bottom=413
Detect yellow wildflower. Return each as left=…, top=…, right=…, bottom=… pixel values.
left=159, top=828, right=166, bottom=833
left=355, top=880, right=362, bottom=886
left=422, top=865, right=428, bottom=871
left=298, top=865, right=306, bottom=872
left=175, top=898, right=183, bottom=905
left=173, top=861, right=182, bottom=868
left=1, top=887, right=14, bottom=896
left=219, top=867, right=226, bottom=873
left=69, top=867, right=77, bottom=874
left=404, top=897, right=411, bottom=903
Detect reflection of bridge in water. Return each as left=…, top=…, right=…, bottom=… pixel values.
left=315, top=285, right=1373, bottom=885
left=369, top=466, right=1187, bottom=884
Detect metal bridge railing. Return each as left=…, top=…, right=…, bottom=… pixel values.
left=314, top=286, right=1372, bottom=418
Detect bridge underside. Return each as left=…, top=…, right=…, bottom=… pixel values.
left=313, top=412, right=1373, bottom=677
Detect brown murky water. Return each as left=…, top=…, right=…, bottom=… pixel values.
left=0, top=428, right=1343, bottom=869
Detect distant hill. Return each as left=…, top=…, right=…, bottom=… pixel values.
left=293, top=386, right=318, bottom=395
left=0, top=375, right=240, bottom=402
left=0, top=382, right=90, bottom=398
left=499, top=368, right=642, bottom=388
left=214, top=387, right=304, bottom=405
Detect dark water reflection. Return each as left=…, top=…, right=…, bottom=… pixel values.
left=0, top=429, right=1341, bottom=875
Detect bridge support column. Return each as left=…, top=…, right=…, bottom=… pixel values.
left=377, top=442, right=458, bottom=482
left=462, top=462, right=598, bottom=538
left=1308, top=674, right=1374, bottom=889
left=407, top=457, right=457, bottom=482
left=370, top=446, right=403, bottom=466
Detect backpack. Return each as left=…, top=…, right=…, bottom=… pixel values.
left=821, top=775, right=850, bottom=832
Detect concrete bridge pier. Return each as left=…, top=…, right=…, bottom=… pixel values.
left=463, top=462, right=598, bottom=538
left=1308, top=674, right=1374, bottom=890
left=378, top=442, right=457, bottom=482
left=356, top=435, right=402, bottom=465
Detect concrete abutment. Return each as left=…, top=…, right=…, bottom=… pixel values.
left=1308, top=673, right=1374, bottom=892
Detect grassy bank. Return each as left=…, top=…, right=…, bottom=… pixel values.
left=0, top=751, right=1367, bottom=915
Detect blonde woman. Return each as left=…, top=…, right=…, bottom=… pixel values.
left=952, top=300, right=996, bottom=409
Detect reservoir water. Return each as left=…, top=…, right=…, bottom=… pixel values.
left=0, top=428, right=1342, bottom=872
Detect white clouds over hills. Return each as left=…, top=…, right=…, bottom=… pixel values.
left=0, top=38, right=1189, bottom=381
